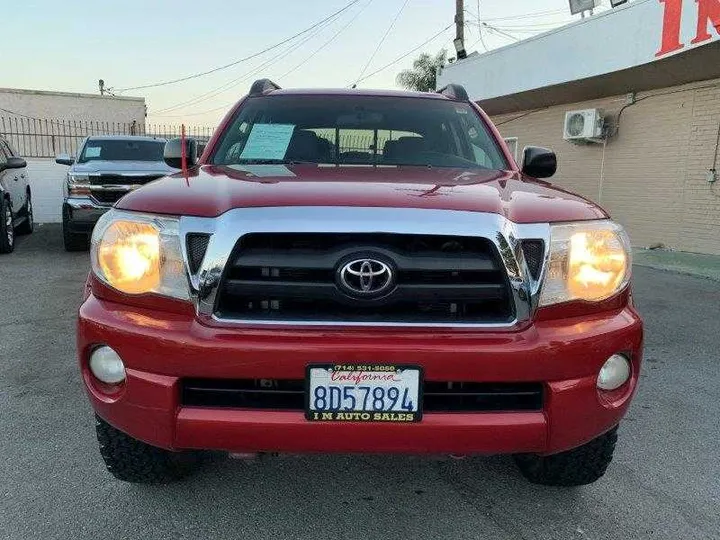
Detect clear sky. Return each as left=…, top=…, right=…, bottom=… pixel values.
left=5, top=0, right=607, bottom=126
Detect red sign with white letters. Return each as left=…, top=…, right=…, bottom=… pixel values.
left=657, top=0, right=720, bottom=56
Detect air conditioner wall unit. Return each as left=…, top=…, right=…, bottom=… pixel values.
left=563, top=109, right=605, bottom=142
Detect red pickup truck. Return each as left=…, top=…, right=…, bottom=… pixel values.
left=78, top=80, right=643, bottom=486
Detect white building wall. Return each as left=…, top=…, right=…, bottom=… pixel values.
left=0, top=88, right=145, bottom=124
left=438, top=0, right=720, bottom=102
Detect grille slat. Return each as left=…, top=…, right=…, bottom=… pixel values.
left=215, top=233, right=514, bottom=324
left=181, top=379, right=544, bottom=412
left=90, top=190, right=126, bottom=204
left=233, top=250, right=499, bottom=272
left=222, top=280, right=506, bottom=303
left=89, top=173, right=165, bottom=185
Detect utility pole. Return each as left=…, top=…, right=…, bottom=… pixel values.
left=454, top=0, right=467, bottom=59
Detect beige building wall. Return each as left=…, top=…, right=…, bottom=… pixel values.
left=0, top=88, right=145, bottom=125
left=491, top=79, right=720, bottom=255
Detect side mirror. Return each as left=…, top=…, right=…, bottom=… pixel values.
left=5, top=156, right=27, bottom=169
left=521, top=146, right=557, bottom=178
left=164, top=138, right=198, bottom=169
left=55, top=154, right=74, bottom=166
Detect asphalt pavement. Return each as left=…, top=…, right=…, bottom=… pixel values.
left=1, top=224, right=719, bottom=540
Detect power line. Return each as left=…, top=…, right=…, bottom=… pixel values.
left=151, top=35, right=316, bottom=118
left=152, top=11, right=342, bottom=115
left=491, top=21, right=572, bottom=29
left=482, top=23, right=520, bottom=42
left=474, top=1, right=489, bottom=53
left=464, top=7, right=566, bottom=23
left=0, top=107, right=39, bottom=120
left=354, top=23, right=453, bottom=85
left=155, top=22, right=453, bottom=120
left=280, top=0, right=374, bottom=80
left=354, top=0, right=411, bottom=86
left=495, top=108, right=548, bottom=126
left=152, top=2, right=370, bottom=117
left=116, top=0, right=361, bottom=92
left=151, top=1, right=370, bottom=115
left=151, top=27, right=330, bottom=118
left=0, top=107, right=82, bottom=127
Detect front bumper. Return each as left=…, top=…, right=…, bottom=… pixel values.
left=78, top=294, right=643, bottom=456
left=63, top=198, right=111, bottom=234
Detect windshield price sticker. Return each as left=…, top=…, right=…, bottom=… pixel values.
left=306, top=364, right=422, bottom=423
left=239, top=123, right=295, bottom=160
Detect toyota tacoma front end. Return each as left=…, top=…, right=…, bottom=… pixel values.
left=77, top=81, right=643, bottom=486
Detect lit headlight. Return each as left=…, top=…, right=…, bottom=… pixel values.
left=90, top=210, right=188, bottom=299
left=539, top=220, right=631, bottom=306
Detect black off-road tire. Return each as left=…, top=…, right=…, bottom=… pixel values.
left=0, top=196, right=14, bottom=254
left=514, top=426, right=618, bottom=486
left=62, top=207, right=89, bottom=251
left=16, top=191, right=34, bottom=235
left=95, top=415, right=197, bottom=483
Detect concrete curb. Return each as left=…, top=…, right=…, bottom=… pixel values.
left=633, top=249, right=720, bottom=281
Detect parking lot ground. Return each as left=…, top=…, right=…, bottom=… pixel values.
left=1, top=224, right=719, bottom=540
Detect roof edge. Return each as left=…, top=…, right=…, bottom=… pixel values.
left=0, top=87, right=145, bottom=102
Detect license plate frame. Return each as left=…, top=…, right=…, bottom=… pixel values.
left=305, top=364, right=423, bottom=423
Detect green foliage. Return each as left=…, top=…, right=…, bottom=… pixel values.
left=395, top=50, right=447, bottom=92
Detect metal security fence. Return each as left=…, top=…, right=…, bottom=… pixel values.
left=313, top=129, right=420, bottom=156
left=0, top=116, right=215, bottom=158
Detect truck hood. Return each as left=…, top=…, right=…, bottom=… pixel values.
left=115, top=164, right=607, bottom=224
left=71, top=160, right=175, bottom=175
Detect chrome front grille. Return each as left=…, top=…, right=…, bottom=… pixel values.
left=179, top=207, right=551, bottom=328
left=89, top=173, right=166, bottom=206
left=214, top=233, right=514, bottom=324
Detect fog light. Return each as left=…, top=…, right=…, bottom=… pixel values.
left=89, top=346, right=126, bottom=384
left=597, top=354, right=631, bottom=391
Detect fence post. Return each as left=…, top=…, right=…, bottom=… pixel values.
left=61, top=119, right=67, bottom=155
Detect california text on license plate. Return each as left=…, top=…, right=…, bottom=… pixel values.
left=305, top=364, right=422, bottom=422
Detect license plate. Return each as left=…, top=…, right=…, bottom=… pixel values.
left=306, top=364, right=422, bottom=422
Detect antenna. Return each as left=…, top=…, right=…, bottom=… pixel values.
left=181, top=124, right=189, bottom=185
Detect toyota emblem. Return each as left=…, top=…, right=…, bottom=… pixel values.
left=338, top=258, right=394, bottom=297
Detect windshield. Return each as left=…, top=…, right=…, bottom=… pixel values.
left=78, top=139, right=165, bottom=163
left=211, top=95, right=509, bottom=170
